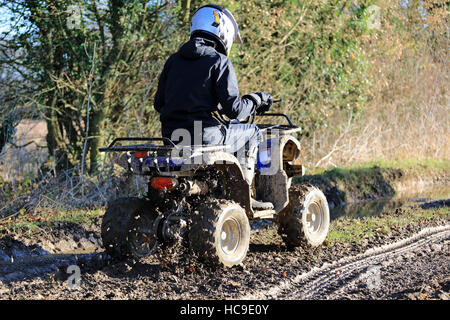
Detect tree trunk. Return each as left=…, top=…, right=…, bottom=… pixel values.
left=182, top=0, right=192, bottom=22
left=87, top=108, right=104, bottom=174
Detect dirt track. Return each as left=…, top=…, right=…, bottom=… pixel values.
left=0, top=205, right=449, bottom=300
left=242, top=225, right=450, bottom=300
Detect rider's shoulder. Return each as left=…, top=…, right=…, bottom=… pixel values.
left=213, top=51, right=233, bottom=69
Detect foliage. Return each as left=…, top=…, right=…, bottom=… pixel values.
left=216, top=0, right=375, bottom=133
left=0, top=0, right=181, bottom=173
left=0, top=0, right=448, bottom=176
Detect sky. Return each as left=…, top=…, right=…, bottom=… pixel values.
left=0, top=5, right=31, bottom=39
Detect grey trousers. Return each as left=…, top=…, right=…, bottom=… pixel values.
left=203, top=123, right=261, bottom=184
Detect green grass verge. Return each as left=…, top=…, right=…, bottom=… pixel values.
left=305, top=159, right=450, bottom=176
left=0, top=208, right=104, bottom=234
left=295, top=159, right=450, bottom=205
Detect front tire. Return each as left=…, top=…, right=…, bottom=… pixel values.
left=277, top=184, right=330, bottom=247
left=189, top=200, right=250, bottom=268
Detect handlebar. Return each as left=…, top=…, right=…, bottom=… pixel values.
left=257, top=112, right=296, bottom=128
left=214, top=97, right=297, bottom=128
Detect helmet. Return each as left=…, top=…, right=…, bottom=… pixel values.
left=190, top=4, right=242, bottom=56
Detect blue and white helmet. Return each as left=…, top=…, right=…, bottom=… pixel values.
left=190, top=4, right=242, bottom=56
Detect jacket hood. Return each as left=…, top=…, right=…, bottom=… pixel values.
left=179, top=37, right=217, bottom=59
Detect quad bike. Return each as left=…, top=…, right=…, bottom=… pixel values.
left=99, top=108, right=330, bottom=268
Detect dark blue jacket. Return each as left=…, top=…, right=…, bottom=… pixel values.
left=154, top=37, right=257, bottom=139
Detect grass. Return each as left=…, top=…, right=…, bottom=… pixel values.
left=295, top=159, right=450, bottom=206
left=327, top=206, right=450, bottom=245
left=0, top=207, right=104, bottom=234
left=303, top=159, right=450, bottom=176
left=358, top=159, right=450, bottom=170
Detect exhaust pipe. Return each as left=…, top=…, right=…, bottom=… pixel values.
left=179, top=180, right=209, bottom=195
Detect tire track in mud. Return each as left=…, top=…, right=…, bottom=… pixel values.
left=240, top=224, right=450, bottom=300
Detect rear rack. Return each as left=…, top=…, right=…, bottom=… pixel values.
left=98, top=137, right=230, bottom=153
left=98, top=138, right=173, bottom=153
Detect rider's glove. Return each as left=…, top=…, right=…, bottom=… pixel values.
left=256, top=92, right=273, bottom=114
left=244, top=92, right=273, bottom=115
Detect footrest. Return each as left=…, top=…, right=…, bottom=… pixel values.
left=252, top=209, right=276, bottom=219
left=251, top=199, right=274, bottom=210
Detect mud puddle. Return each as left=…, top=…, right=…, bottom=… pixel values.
left=330, top=184, right=449, bottom=219
left=252, top=184, right=449, bottom=230
left=0, top=252, right=108, bottom=283
left=0, top=221, right=107, bottom=283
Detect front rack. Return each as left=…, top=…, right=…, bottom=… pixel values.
left=258, top=113, right=297, bottom=128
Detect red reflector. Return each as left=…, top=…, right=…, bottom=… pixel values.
left=134, top=151, right=148, bottom=158
left=150, top=177, right=177, bottom=190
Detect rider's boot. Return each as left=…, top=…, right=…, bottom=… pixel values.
left=240, top=149, right=274, bottom=211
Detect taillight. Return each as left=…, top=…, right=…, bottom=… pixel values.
left=150, top=177, right=178, bottom=190
left=134, top=151, right=148, bottom=158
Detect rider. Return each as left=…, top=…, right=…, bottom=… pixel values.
left=154, top=4, right=273, bottom=206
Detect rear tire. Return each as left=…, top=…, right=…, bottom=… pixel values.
left=101, top=198, right=158, bottom=259
left=277, top=184, right=330, bottom=247
left=189, top=200, right=250, bottom=268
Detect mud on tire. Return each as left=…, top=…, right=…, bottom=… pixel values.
left=189, top=200, right=250, bottom=268
left=101, top=197, right=158, bottom=259
left=277, top=184, right=330, bottom=247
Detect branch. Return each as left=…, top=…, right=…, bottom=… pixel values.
left=81, top=42, right=96, bottom=199
left=8, top=140, right=47, bottom=149
left=314, top=110, right=353, bottom=168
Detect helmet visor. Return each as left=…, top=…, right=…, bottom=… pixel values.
left=223, top=8, right=242, bottom=44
